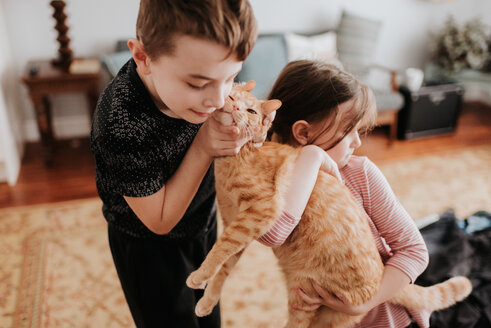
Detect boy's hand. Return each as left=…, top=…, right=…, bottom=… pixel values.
left=195, top=114, right=250, bottom=157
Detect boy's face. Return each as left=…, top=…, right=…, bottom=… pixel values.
left=141, top=36, right=243, bottom=124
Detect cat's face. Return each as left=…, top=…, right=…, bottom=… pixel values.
left=214, top=81, right=282, bottom=142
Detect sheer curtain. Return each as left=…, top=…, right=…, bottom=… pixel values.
left=0, top=2, right=23, bottom=186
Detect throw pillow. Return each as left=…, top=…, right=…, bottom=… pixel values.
left=336, top=10, right=382, bottom=79
left=284, top=31, right=338, bottom=63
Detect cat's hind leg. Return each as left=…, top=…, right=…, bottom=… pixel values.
left=284, top=292, right=317, bottom=328
left=310, top=308, right=363, bottom=328
left=194, top=251, right=243, bottom=317
left=284, top=309, right=316, bottom=328
left=282, top=278, right=320, bottom=328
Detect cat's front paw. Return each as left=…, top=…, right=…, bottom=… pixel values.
left=186, top=271, right=208, bottom=289
left=195, top=297, right=216, bottom=317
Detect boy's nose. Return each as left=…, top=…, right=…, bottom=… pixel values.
left=203, top=87, right=226, bottom=109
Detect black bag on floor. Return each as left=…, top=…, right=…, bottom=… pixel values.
left=416, top=210, right=491, bottom=328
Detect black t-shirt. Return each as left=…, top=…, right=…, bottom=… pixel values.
left=90, top=59, right=216, bottom=240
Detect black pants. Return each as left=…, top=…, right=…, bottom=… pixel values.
left=108, top=223, right=220, bottom=328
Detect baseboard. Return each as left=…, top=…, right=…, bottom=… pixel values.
left=23, top=114, right=91, bottom=142
left=463, top=84, right=491, bottom=106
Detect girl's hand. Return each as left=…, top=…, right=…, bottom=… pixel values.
left=303, top=145, right=342, bottom=183
left=320, top=152, right=342, bottom=183
left=293, top=279, right=371, bottom=316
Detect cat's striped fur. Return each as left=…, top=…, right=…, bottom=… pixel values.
left=186, top=81, right=472, bottom=327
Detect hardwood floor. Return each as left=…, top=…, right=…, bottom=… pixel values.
left=356, top=101, right=491, bottom=163
left=0, top=102, right=489, bottom=208
left=0, top=138, right=97, bottom=208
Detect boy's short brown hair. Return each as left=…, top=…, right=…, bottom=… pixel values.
left=136, top=0, right=257, bottom=61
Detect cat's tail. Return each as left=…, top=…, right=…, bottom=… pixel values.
left=390, top=276, right=472, bottom=312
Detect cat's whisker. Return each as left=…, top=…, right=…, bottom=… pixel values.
left=245, top=123, right=254, bottom=139
left=242, top=125, right=250, bottom=139
left=246, top=128, right=254, bottom=142
left=245, top=127, right=252, bottom=139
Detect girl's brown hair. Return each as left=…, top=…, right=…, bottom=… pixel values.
left=268, top=60, right=376, bottom=148
left=136, top=0, right=257, bottom=61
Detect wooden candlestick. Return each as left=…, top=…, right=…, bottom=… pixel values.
left=50, top=0, right=73, bottom=71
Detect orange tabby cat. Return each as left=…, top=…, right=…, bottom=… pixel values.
left=186, top=81, right=472, bottom=327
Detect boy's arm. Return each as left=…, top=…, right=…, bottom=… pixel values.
left=258, top=145, right=341, bottom=247
left=124, top=116, right=246, bottom=235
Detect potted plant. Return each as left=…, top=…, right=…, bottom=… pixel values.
left=430, top=16, right=489, bottom=74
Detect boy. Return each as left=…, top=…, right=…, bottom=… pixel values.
left=90, top=1, right=258, bottom=327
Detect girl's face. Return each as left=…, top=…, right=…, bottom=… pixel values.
left=309, top=100, right=364, bottom=169
left=325, top=127, right=361, bottom=169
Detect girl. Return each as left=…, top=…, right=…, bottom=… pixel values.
left=260, top=60, right=430, bottom=328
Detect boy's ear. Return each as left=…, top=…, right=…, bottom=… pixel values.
left=291, top=120, right=311, bottom=146
left=128, top=38, right=151, bottom=75
left=261, top=99, right=282, bottom=115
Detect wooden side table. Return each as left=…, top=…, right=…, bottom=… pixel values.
left=21, top=59, right=101, bottom=166
left=376, top=108, right=399, bottom=143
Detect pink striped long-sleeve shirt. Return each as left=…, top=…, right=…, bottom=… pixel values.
left=259, top=155, right=430, bottom=328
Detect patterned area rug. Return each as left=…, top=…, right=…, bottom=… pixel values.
left=1, top=145, right=490, bottom=328
left=0, top=200, right=134, bottom=328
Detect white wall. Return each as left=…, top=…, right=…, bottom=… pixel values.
left=3, top=0, right=140, bottom=141
left=251, top=0, right=490, bottom=69
left=2, top=0, right=490, bottom=141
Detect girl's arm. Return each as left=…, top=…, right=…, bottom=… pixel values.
left=362, top=159, right=429, bottom=283
left=294, top=265, right=410, bottom=315
left=258, top=145, right=341, bottom=247
left=294, top=158, right=428, bottom=314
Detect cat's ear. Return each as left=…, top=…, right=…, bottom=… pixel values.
left=236, top=80, right=256, bottom=92
left=261, top=99, right=282, bottom=115
left=243, top=80, right=256, bottom=92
